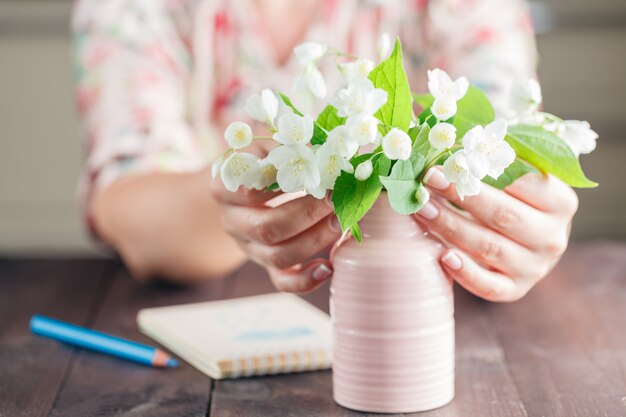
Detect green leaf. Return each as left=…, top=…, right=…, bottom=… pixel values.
left=350, top=224, right=362, bottom=243
left=316, top=105, right=345, bottom=131
left=332, top=159, right=384, bottom=232
left=311, top=105, right=345, bottom=145
left=506, top=125, right=598, bottom=188
left=278, top=93, right=303, bottom=116
left=368, top=39, right=412, bottom=131
left=265, top=182, right=280, bottom=191
left=482, top=158, right=540, bottom=189
left=453, top=85, right=495, bottom=137
left=379, top=124, right=431, bottom=215
left=379, top=161, right=422, bottom=215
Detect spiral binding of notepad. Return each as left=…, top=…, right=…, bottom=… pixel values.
left=221, top=346, right=332, bottom=379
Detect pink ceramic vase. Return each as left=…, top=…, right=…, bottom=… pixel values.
left=330, top=194, right=455, bottom=413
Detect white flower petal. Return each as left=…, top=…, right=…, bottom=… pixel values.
left=330, top=78, right=388, bottom=118
left=428, top=122, right=457, bottom=150
left=382, top=128, right=412, bottom=160
left=294, top=42, right=327, bottom=66
left=509, top=78, right=542, bottom=116
left=326, top=125, right=359, bottom=159
left=224, top=121, right=253, bottom=149
left=272, top=113, right=314, bottom=145
left=377, top=32, right=391, bottom=61
left=267, top=144, right=319, bottom=193
left=428, top=68, right=469, bottom=101
left=346, top=114, right=379, bottom=145
left=431, top=96, right=457, bottom=121
left=339, top=59, right=375, bottom=83
left=443, top=152, right=482, bottom=200
left=252, top=159, right=277, bottom=190
left=244, top=89, right=279, bottom=127
left=484, top=119, right=508, bottom=141
left=220, top=152, right=261, bottom=192
left=561, top=120, right=598, bottom=156
left=306, top=66, right=327, bottom=98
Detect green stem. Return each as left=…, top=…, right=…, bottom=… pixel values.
left=417, top=145, right=462, bottom=182
left=252, top=136, right=274, bottom=140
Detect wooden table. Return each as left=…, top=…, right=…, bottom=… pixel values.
left=1, top=241, right=625, bottom=417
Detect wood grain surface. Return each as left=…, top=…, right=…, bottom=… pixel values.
left=1, top=242, right=625, bottom=417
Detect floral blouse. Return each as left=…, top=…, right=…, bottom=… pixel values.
left=72, top=0, right=537, bottom=211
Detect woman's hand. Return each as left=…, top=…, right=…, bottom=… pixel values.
left=415, top=167, right=578, bottom=302
left=209, top=179, right=342, bottom=293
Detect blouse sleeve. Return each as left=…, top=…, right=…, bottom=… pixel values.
left=72, top=0, right=206, bottom=204
left=404, top=0, right=538, bottom=115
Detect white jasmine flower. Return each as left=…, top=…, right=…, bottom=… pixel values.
left=272, top=113, right=314, bottom=145
left=462, top=119, right=515, bottom=179
left=427, top=68, right=469, bottom=101
left=377, top=32, right=391, bottom=61
left=346, top=114, right=379, bottom=145
left=443, top=152, right=482, bottom=200
left=294, top=65, right=327, bottom=98
left=431, top=96, right=458, bottom=121
left=382, top=128, right=412, bottom=161
left=339, top=59, right=375, bottom=83
left=211, top=154, right=225, bottom=179
left=266, top=144, right=320, bottom=193
left=244, top=89, right=279, bottom=127
left=309, top=142, right=354, bottom=199
left=330, top=79, right=388, bottom=118
left=428, top=122, right=456, bottom=150
left=294, top=42, right=327, bottom=67
left=509, top=78, right=542, bottom=117
left=220, top=152, right=261, bottom=192
left=547, top=120, right=598, bottom=157
left=224, top=121, right=253, bottom=149
left=252, top=159, right=278, bottom=190
left=326, top=125, right=359, bottom=159
left=354, top=160, right=373, bottom=181
left=293, top=42, right=328, bottom=98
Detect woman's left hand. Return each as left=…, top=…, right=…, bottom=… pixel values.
left=414, top=167, right=579, bottom=302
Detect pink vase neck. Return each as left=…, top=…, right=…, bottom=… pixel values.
left=359, top=193, right=425, bottom=239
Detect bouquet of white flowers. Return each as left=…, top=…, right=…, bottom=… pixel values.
left=213, top=38, right=597, bottom=242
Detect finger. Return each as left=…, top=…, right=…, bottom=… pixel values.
left=414, top=198, right=542, bottom=279
left=504, top=173, right=579, bottom=217
left=241, top=215, right=342, bottom=270
left=221, top=195, right=335, bottom=244
left=423, top=167, right=552, bottom=249
left=268, top=259, right=334, bottom=294
left=439, top=249, right=522, bottom=302
left=209, top=176, right=280, bottom=206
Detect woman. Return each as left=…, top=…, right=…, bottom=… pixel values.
left=73, top=0, right=578, bottom=302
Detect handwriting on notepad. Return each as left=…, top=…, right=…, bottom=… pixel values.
left=234, top=327, right=313, bottom=341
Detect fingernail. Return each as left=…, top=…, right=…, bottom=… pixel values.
left=325, top=192, right=334, bottom=207
left=329, top=215, right=341, bottom=231
left=417, top=202, right=439, bottom=220
left=424, top=168, right=450, bottom=190
left=312, top=263, right=333, bottom=281
left=442, top=251, right=462, bottom=270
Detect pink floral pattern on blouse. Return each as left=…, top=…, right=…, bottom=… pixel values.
left=72, top=0, right=537, bottom=209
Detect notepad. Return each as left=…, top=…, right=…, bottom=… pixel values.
left=137, top=293, right=332, bottom=379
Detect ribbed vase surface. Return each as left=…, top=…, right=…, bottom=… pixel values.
left=330, top=195, right=455, bottom=413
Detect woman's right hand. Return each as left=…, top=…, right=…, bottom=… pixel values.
left=209, top=179, right=341, bottom=293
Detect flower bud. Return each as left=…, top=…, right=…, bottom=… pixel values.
left=224, top=121, right=253, bottom=149
left=355, top=160, right=373, bottom=181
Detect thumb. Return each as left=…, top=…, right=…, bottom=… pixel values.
left=268, top=258, right=333, bottom=294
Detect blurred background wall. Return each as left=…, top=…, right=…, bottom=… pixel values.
left=0, top=0, right=625, bottom=256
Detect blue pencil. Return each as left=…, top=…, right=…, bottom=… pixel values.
left=29, top=315, right=179, bottom=368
